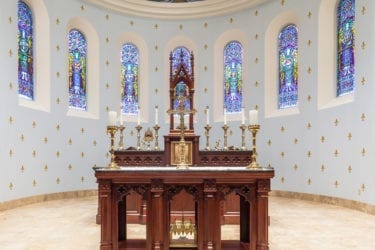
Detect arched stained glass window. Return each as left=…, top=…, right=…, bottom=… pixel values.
left=172, top=46, right=191, bottom=110
left=278, top=24, right=298, bottom=109
left=68, top=29, right=87, bottom=110
left=121, top=43, right=139, bottom=115
left=172, top=46, right=191, bottom=76
left=337, top=0, right=355, bottom=96
left=224, top=41, right=243, bottom=113
left=18, top=1, right=34, bottom=100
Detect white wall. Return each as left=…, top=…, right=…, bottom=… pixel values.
left=0, top=0, right=373, bottom=206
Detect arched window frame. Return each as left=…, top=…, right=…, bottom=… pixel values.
left=264, top=11, right=300, bottom=118
left=318, top=0, right=355, bottom=109
left=213, top=30, right=249, bottom=123
left=17, top=0, right=51, bottom=112
left=66, top=17, right=99, bottom=119
left=223, top=41, right=243, bottom=114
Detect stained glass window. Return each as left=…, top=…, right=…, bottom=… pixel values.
left=278, top=24, right=298, bottom=109
left=18, top=1, right=34, bottom=100
left=172, top=47, right=191, bottom=110
left=172, top=46, right=191, bottom=76
left=121, top=43, right=139, bottom=115
left=337, top=0, right=355, bottom=96
left=68, top=29, right=87, bottom=110
left=223, top=41, right=243, bottom=113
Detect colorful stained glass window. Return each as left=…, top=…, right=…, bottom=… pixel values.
left=68, top=29, right=87, bottom=110
left=18, top=1, right=34, bottom=100
left=172, top=47, right=191, bottom=110
left=120, top=43, right=139, bottom=115
left=337, top=0, right=355, bottom=96
left=223, top=41, right=243, bottom=113
left=278, top=24, right=298, bottom=109
left=172, top=46, right=191, bottom=76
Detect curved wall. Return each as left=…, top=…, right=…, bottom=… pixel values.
left=0, top=0, right=373, bottom=206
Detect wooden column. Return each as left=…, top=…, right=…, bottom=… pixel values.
left=150, top=179, right=166, bottom=250
left=99, top=180, right=112, bottom=250
left=203, top=179, right=220, bottom=250
left=256, top=180, right=270, bottom=250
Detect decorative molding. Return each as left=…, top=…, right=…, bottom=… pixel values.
left=0, top=190, right=98, bottom=212
left=271, top=190, right=375, bottom=215
left=84, top=0, right=271, bottom=20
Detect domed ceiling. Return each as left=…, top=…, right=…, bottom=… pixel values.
left=84, top=0, right=270, bottom=19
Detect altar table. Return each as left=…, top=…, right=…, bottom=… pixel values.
left=94, top=166, right=274, bottom=250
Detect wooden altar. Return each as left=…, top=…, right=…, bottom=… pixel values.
left=94, top=166, right=274, bottom=250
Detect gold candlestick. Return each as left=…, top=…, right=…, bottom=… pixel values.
left=135, top=125, right=142, bottom=150
left=222, top=124, right=229, bottom=150
left=106, top=125, right=119, bottom=169
left=248, top=124, right=261, bottom=169
left=118, top=125, right=125, bottom=150
left=153, top=124, right=160, bottom=150
left=240, top=124, right=247, bottom=150
left=204, top=124, right=212, bottom=150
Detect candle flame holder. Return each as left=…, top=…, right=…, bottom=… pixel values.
left=106, top=125, right=119, bottom=169
left=247, top=124, right=261, bottom=169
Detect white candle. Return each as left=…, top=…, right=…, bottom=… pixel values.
left=249, top=109, right=259, bottom=125
left=206, top=107, right=210, bottom=125
left=241, top=108, right=245, bottom=124
left=224, top=108, right=227, bottom=125
left=137, top=109, right=141, bottom=125
left=155, top=106, right=158, bottom=125
left=108, top=111, right=117, bottom=126
left=119, top=113, right=123, bottom=125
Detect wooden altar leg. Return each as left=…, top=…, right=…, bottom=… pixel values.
left=256, top=180, right=270, bottom=250
left=150, top=179, right=166, bottom=250
left=203, top=179, right=220, bottom=250
left=99, top=180, right=113, bottom=250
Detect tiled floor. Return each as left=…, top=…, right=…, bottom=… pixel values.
left=0, top=196, right=374, bottom=249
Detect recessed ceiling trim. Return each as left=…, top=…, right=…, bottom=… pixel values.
left=84, top=0, right=270, bottom=19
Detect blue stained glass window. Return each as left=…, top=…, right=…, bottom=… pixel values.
left=18, top=1, right=34, bottom=100
left=223, top=41, right=243, bottom=113
left=337, top=0, right=355, bottom=96
left=121, top=43, right=139, bottom=115
left=172, top=46, right=191, bottom=110
left=172, top=46, right=191, bottom=76
left=68, top=29, right=87, bottom=110
left=278, top=24, right=298, bottom=109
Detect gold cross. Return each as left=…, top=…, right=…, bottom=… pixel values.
left=361, top=113, right=366, bottom=121
left=334, top=118, right=339, bottom=126
left=361, top=6, right=366, bottom=15
left=361, top=148, right=366, bottom=157
left=361, top=77, right=366, bottom=85
left=334, top=149, right=339, bottom=157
